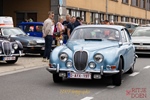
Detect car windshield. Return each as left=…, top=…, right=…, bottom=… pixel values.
left=70, top=27, right=120, bottom=41
left=132, top=28, right=150, bottom=37
left=2, top=28, right=26, bottom=36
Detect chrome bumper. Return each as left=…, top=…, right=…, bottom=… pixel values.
left=46, top=64, right=119, bottom=75
left=0, top=51, right=25, bottom=57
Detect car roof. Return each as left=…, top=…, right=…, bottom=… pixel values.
left=19, top=22, right=43, bottom=25
left=75, top=25, right=125, bottom=30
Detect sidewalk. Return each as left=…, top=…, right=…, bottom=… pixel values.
left=0, top=55, right=48, bottom=74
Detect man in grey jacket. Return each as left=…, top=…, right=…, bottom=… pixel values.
left=42, top=11, right=54, bottom=62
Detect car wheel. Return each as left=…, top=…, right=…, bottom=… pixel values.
left=53, top=73, right=63, bottom=83
left=127, top=64, right=134, bottom=74
left=112, top=58, right=122, bottom=86
left=6, top=57, right=18, bottom=64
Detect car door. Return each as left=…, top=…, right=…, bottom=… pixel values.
left=124, top=28, right=135, bottom=69
left=120, top=29, right=130, bottom=71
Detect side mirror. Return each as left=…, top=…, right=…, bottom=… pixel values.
left=27, top=33, right=30, bottom=36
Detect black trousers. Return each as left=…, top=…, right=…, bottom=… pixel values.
left=43, top=35, right=53, bottom=59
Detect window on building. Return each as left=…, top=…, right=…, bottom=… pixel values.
left=90, top=12, right=94, bottom=23
left=140, top=0, right=146, bottom=9
left=122, top=0, right=129, bottom=4
left=125, top=17, right=129, bottom=22
left=121, top=16, right=125, bottom=22
left=100, top=13, right=104, bottom=22
left=114, top=15, right=118, bottom=22
left=131, top=0, right=139, bottom=6
left=16, top=12, right=37, bottom=26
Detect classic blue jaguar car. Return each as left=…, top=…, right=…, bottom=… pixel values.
left=46, top=25, right=137, bottom=86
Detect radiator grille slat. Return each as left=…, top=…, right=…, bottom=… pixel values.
left=74, top=51, right=88, bottom=71
left=3, top=42, right=11, bottom=55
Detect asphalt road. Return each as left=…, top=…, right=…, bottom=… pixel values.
left=0, top=54, right=149, bottom=100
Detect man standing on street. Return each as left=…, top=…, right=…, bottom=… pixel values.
left=42, top=11, right=55, bottom=62
left=62, top=14, right=70, bottom=44
left=67, top=16, right=76, bottom=38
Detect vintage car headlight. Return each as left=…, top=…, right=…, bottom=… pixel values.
left=89, top=62, right=96, bottom=69
left=11, top=49, right=15, bottom=54
left=13, top=43, right=18, bottom=49
left=66, top=61, right=72, bottom=68
left=28, top=41, right=37, bottom=45
left=94, top=53, right=103, bottom=63
left=0, top=48, right=2, bottom=54
left=59, top=53, right=68, bottom=62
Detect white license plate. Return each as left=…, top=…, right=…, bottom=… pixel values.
left=67, top=72, right=91, bottom=79
left=41, top=47, right=45, bottom=50
left=3, top=57, right=16, bottom=61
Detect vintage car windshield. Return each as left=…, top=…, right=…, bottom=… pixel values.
left=132, top=28, right=150, bottom=37
left=70, top=28, right=120, bottom=41
left=2, top=28, right=26, bottom=36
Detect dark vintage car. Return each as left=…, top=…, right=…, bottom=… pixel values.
left=0, top=36, right=24, bottom=64
left=0, top=27, right=45, bottom=56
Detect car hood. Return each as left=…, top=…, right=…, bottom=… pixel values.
left=66, top=40, right=119, bottom=52
left=10, top=35, right=44, bottom=43
left=132, top=36, right=150, bottom=43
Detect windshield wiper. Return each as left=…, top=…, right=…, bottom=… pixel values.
left=84, top=39, right=102, bottom=41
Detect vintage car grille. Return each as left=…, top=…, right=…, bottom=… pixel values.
left=2, top=42, right=11, bottom=55
left=74, top=51, right=88, bottom=71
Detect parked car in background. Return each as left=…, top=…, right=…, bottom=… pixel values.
left=46, top=25, right=137, bottom=86
left=0, top=27, right=45, bottom=56
left=18, top=22, right=43, bottom=37
left=114, top=22, right=139, bottom=34
left=132, top=27, right=150, bottom=54
left=0, top=35, right=24, bottom=64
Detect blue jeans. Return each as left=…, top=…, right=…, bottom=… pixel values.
left=43, top=35, right=53, bottom=59
left=63, top=35, right=68, bottom=44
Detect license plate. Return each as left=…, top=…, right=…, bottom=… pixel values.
left=41, top=47, right=45, bottom=50
left=3, top=57, right=16, bottom=61
left=67, top=72, right=91, bottom=79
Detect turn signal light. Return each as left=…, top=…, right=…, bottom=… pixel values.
left=111, top=66, right=116, bottom=70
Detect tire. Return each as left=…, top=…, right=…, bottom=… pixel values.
left=53, top=73, right=63, bottom=83
left=112, top=58, right=122, bottom=86
left=127, top=64, right=134, bottom=74
left=6, top=57, right=18, bottom=64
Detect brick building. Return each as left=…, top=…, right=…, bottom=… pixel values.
left=0, top=0, right=150, bottom=26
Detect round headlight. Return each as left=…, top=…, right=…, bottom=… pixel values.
left=66, top=61, right=72, bottom=68
left=59, top=53, right=68, bottom=62
left=11, top=49, right=15, bottom=54
left=13, top=43, right=18, bottom=49
left=89, top=62, right=96, bottom=69
left=0, top=49, right=2, bottom=54
left=94, top=53, right=103, bottom=63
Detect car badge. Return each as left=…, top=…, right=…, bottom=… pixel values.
left=140, top=42, right=143, bottom=46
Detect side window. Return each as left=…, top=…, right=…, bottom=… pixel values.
left=126, top=24, right=131, bottom=28
left=24, top=25, right=34, bottom=32
left=121, top=30, right=127, bottom=42
left=35, top=25, right=42, bottom=32
left=124, top=30, right=130, bottom=42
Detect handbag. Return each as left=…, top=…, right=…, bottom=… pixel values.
left=53, top=32, right=60, bottom=37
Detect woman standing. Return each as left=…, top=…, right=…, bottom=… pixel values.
left=56, top=16, right=65, bottom=45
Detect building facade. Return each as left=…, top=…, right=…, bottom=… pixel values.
left=0, top=0, right=150, bottom=25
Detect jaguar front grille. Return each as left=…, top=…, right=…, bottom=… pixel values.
left=74, top=51, right=88, bottom=71
left=2, top=42, right=11, bottom=55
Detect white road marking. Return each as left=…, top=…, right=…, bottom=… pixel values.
left=0, top=66, right=46, bottom=77
left=81, top=97, right=94, bottom=100
left=129, top=72, right=140, bottom=76
left=144, top=66, right=150, bottom=69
